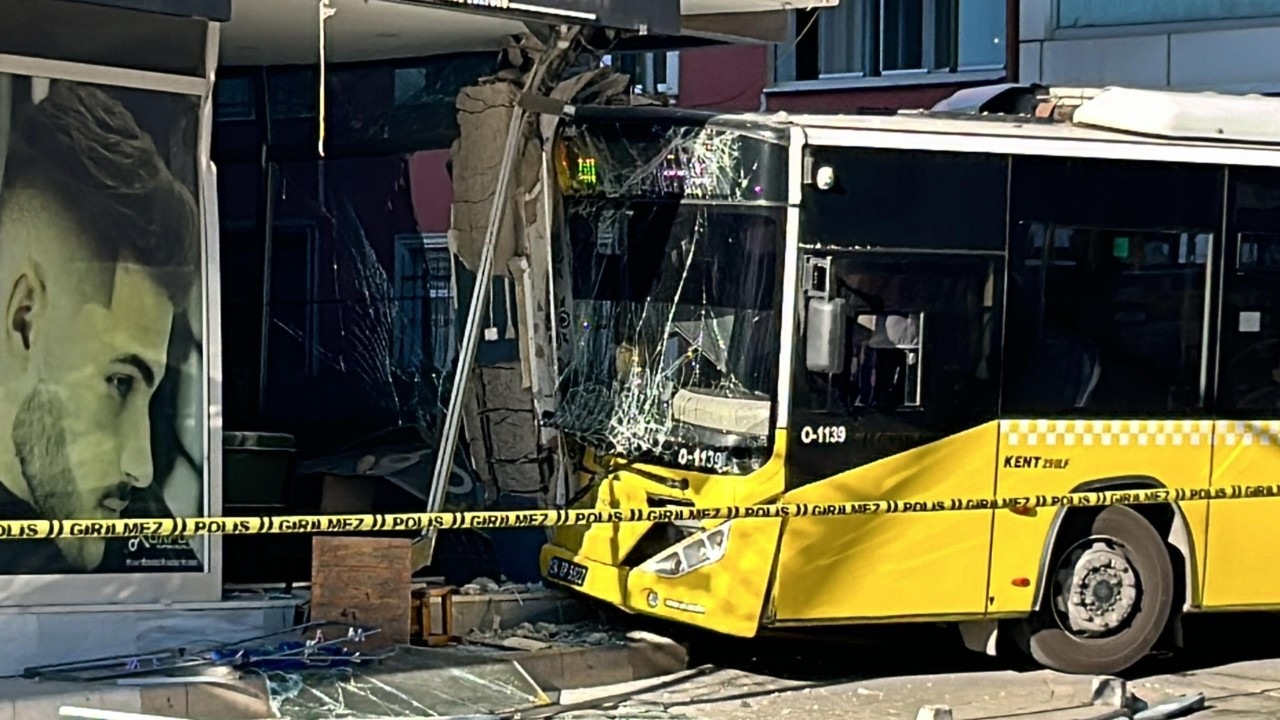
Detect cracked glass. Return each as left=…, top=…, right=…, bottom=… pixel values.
left=548, top=118, right=787, bottom=476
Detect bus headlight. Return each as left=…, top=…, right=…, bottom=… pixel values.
left=639, top=522, right=731, bottom=578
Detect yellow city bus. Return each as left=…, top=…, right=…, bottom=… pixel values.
left=539, top=87, right=1280, bottom=674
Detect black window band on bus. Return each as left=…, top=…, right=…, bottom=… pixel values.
left=801, top=147, right=1008, bottom=252
left=1002, top=156, right=1224, bottom=419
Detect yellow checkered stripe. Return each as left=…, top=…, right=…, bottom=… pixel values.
left=1000, top=420, right=1215, bottom=448
left=1001, top=419, right=1280, bottom=448
left=1217, top=421, right=1280, bottom=447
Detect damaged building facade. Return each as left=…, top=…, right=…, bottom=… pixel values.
left=0, top=0, right=815, bottom=675
left=0, top=0, right=231, bottom=674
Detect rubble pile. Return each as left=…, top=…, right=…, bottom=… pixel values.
left=467, top=621, right=628, bottom=651
left=458, top=576, right=548, bottom=595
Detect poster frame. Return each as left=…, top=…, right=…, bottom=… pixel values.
left=0, top=22, right=223, bottom=607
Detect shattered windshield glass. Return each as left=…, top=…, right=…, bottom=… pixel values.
left=549, top=119, right=786, bottom=476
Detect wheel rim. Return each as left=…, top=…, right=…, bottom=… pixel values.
left=1051, top=537, right=1141, bottom=638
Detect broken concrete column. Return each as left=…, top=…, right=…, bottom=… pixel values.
left=459, top=362, right=546, bottom=497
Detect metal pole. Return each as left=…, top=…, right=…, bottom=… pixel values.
left=415, top=33, right=561, bottom=567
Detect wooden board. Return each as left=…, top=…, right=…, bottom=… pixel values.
left=311, top=536, right=411, bottom=649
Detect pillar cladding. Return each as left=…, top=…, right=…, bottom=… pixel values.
left=446, top=33, right=641, bottom=508
left=463, top=362, right=548, bottom=497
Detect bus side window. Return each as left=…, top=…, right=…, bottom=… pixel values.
left=790, top=253, right=1001, bottom=474
left=1004, top=156, right=1220, bottom=418
left=1004, top=224, right=1210, bottom=416
left=1219, top=167, right=1280, bottom=412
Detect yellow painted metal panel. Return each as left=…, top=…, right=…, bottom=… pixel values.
left=551, top=434, right=789, bottom=566
left=1203, top=420, right=1280, bottom=607
left=625, top=517, right=783, bottom=637
left=988, top=419, right=1211, bottom=615
left=542, top=434, right=789, bottom=634
left=771, top=424, right=998, bottom=621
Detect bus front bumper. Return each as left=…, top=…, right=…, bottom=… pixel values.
left=539, top=520, right=779, bottom=638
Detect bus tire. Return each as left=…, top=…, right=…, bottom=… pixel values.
left=1014, top=505, right=1173, bottom=675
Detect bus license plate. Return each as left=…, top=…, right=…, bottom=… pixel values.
left=547, top=557, right=588, bottom=587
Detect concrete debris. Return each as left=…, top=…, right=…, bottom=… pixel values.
left=467, top=621, right=628, bottom=649
left=1134, top=694, right=1206, bottom=720
left=462, top=578, right=503, bottom=595
left=1093, top=676, right=1134, bottom=710
left=494, top=636, right=552, bottom=652
left=459, top=577, right=548, bottom=595
left=914, top=706, right=953, bottom=720
left=1089, top=675, right=1204, bottom=720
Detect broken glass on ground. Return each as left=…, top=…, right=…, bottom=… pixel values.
left=265, top=645, right=549, bottom=719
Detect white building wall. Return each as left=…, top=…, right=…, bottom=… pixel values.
left=1020, top=0, right=1280, bottom=93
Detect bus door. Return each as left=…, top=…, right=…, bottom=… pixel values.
left=771, top=147, right=1008, bottom=623
left=1204, top=166, right=1280, bottom=608
left=990, top=156, right=1220, bottom=615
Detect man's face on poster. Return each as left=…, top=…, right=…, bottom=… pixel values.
left=0, top=184, right=174, bottom=570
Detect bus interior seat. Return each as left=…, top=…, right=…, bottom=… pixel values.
left=1077, top=347, right=1101, bottom=408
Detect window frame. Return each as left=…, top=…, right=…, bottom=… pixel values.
left=263, top=222, right=322, bottom=379
left=771, top=0, right=1007, bottom=92
left=604, top=51, right=679, bottom=97
left=393, top=232, right=455, bottom=373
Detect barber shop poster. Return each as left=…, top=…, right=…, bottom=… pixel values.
left=0, top=74, right=206, bottom=574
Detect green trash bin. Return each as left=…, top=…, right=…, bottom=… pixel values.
left=223, top=431, right=296, bottom=508
left=223, top=431, right=303, bottom=584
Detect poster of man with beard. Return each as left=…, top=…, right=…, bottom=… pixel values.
left=0, top=77, right=205, bottom=575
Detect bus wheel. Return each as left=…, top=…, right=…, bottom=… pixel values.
left=1015, top=505, right=1173, bottom=675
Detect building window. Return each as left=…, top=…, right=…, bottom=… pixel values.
left=394, top=234, right=456, bottom=373
left=266, top=68, right=318, bottom=119
left=266, top=225, right=321, bottom=378
left=777, top=0, right=1005, bottom=83
left=605, top=52, right=680, bottom=96
left=214, top=76, right=255, bottom=121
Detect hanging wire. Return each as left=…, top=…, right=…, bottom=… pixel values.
left=317, top=0, right=337, bottom=157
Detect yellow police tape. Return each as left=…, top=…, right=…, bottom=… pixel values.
left=0, top=483, right=1276, bottom=540
left=2, top=481, right=1280, bottom=538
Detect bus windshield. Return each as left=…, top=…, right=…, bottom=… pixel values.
left=549, top=118, right=787, bottom=476
left=552, top=193, right=783, bottom=474
left=554, top=200, right=783, bottom=475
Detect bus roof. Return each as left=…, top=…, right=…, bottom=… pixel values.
left=773, top=89, right=1280, bottom=146
left=566, top=86, right=1280, bottom=167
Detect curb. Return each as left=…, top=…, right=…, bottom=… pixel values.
left=5, top=634, right=687, bottom=719
left=509, top=633, right=690, bottom=693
